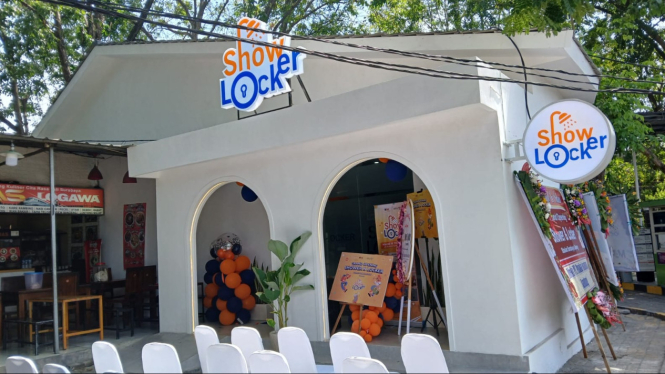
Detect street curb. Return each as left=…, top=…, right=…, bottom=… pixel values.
left=617, top=306, right=665, bottom=321
left=622, top=282, right=664, bottom=295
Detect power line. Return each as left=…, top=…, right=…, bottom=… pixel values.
left=588, top=54, right=665, bottom=74
left=39, top=0, right=665, bottom=96
left=85, top=0, right=665, bottom=87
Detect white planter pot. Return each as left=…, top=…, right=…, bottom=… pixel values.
left=269, top=330, right=279, bottom=351
left=251, top=304, right=272, bottom=321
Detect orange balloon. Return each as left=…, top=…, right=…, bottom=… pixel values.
left=395, top=282, right=403, bottom=291
left=216, top=249, right=226, bottom=259
left=392, top=269, right=396, bottom=275
left=236, top=182, right=244, bottom=186
left=349, top=304, right=360, bottom=312
left=203, top=296, right=213, bottom=309
left=379, top=302, right=387, bottom=313
left=351, top=311, right=360, bottom=321
left=216, top=299, right=227, bottom=311
left=220, top=259, right=236, bottom=275
left=379, top=158, right=389, bottom=164
left=369, top=323, right=381, bottom=337
left=376, top=318, right=384, bottom=328
left=360, top=318, right=371, bottom=330
left=359, top=330, right=367, bottom=338
left=395, top=290, right=403, bottom=298
left=368, top=306, right=376, bottom=311
left=351, top=320, right=359, bottom=333
left=235, top=284, right=251, bottom=299
left=385, top=284, right=396, bottom=298
left=225, top=272, right=242, bottom=289
left=223, top=250, right=235, bottom=260
left=382, top=308, right=394, bottom=321
left=363, top=334, right=373, bottom=343
left=365, top=311, right=378, bottom=324
left=205, top=283, right=219, bottom=298
left=235, top=256, right=251, bottom=272
left=242, top=296, right=256, bottom=310
left=219, top=310, right=236, bottom=326
left=393, top=275, right=399, bottom=283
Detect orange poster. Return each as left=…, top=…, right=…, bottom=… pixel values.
left=374, top=203, right=403, bottom=256
left=329, top=253, right=394, bottom=307
left=406, top=190, right=438, bottom=239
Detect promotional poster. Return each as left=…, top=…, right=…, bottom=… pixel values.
left=607, top=195, right=640, bottom=272
left=406, top=190, right=438, bottom=238
left=123, top=203, right=146, bottom=269
left=582, top=192, right=619, bottom=286
left=329, top=253, right=393, bottom=307
left=374, top=202, right=404, bottom=256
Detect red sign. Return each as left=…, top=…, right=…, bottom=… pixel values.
left=84, top=240, right=102, bottom=283
left=0, top=184, right=104, bottom=215
left=518, top=183, right=597, bottom=311
left=123, top=203, right=146, bottom=269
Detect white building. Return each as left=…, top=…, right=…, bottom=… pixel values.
left=32, top=29, right=600, bottom=372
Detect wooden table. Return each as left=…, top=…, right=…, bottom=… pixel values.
left=28, top=295, right=103, bottom=349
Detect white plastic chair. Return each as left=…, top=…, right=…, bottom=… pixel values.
left=92, top=341, right=124, bottom=374
left=206, top=343, right=248, bottom=373
left=142, top=342, right=183, bottom=373
left=401, top=333, right=449, bottom=373
left=278, top=326, right=334, bottom=373
left=5, top=357, right=38, bottom=374
left=330, top=332, right=371, bottom=373
left=248, top=351, right=291, bottom=373
left=42, top=364, right=71, bottom=373
left=342, top=357, right=389, bottom=373
left=231, top=326, right=265, bottom=364
left=195, top=325, right=220, bottom=373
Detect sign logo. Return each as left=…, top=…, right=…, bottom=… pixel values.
left=220, top=17, right=306, bottom=112
left=523, top=100, right=615, bottom=184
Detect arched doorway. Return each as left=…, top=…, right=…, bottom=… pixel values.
left=322, top=158, right=448, bottom=347
left=195, top=182, right=272, bottom=328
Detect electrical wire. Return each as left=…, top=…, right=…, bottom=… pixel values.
left=38, top=0, right=665, bottom=96
left=587, top=54, right=665, bottom=74
left=506, top=35, right=531, bottom=119
left=83, top=0, right=665, bottom=87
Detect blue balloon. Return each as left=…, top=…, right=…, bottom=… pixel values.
left=385, top=160, right=408, bottom=182
left=249, top=282, right=257, bottom=294
left=240, top=269, right=255, bottom=285
left=232, top=243, right=243, bottom=255
left=204, top=272, right=214, bottom=284
left=385, top=296, right=399, bottom=310
left=210, top=247, right=218, bottom=259
left=205, top=307, right=220, bottom=322
left=237, top=309, right=251, bottom=324
left=218, top=283, right=234, bottom=301
left=241, top=186, right=258, bottom=202
left=227, top=297, right=243, bottom=313
left=214, top=273, right=225, bottom=287
left=205, top=259, right=220, bottom=274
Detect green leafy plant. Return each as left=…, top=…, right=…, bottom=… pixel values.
left=515, top=168, right=552, bottom=239
left=251, top=257, right=270, bottom=305
left=253, top=232, right=314, bottom=329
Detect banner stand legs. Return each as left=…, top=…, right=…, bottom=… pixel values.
left=415, top=242, right=447, bottom=329
left=398, top=297, right=405, bottom=336
left=601, top=327, right=617, bottom=360
left=585, top=305, right=612, bottom=374
left=331, top=304, right=347, bottom=335
left=575, top=312, right=588, bottom=358
left=406, top=279, right=413, bottom=334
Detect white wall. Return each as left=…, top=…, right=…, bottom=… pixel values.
left=98, top=156, right=157, bottom=279
left=195, top=182, right=271, bottom=312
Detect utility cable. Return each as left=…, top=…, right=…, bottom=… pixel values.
left=506, top=35, right=531, bottom=120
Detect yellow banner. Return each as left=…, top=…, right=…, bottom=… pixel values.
left=328, top=253, right=394, bottom=307
left=406, top=190, right=438, bottom=238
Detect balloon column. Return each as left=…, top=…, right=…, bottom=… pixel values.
left=348, top=264, right=400, bottom=342
left=203, top=233, right=257, bottom=326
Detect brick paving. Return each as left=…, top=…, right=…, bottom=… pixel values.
left=558, top=291, right=665, bottom=373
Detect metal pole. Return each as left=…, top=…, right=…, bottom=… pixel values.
left=633, top=150, right=641, bottom=200
left=49, top=146, right=60, bottom=353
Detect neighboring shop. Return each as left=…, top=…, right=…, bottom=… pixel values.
left=33, top=26, right=603, bottom=372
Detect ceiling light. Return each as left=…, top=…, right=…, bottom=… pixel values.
left=0, top=142, right=24, bottom=167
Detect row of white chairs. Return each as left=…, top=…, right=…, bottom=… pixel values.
left=5, top=357, right=70, bottom=373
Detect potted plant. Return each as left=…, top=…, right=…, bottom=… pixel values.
left=253, top=231, right=314, bottom=349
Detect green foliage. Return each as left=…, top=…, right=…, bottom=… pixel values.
left=253, top=231, right=314, bottom=328
left=516, top=170, right=552, bottom=239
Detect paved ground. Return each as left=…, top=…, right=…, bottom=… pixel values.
left=558, top=291, right=665, bottom=373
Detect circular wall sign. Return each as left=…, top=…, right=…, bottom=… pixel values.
left=523, top=99, right=616, bottom=184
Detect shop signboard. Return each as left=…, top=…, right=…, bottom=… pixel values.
left=582, top=192, right=619, bottom=286
left=220, top=17, right=306, bottom=112
left=607, top=195, right=640, bottom=272
left=374, top=202, right=404, bottom=256
left=406, top=189, right=438, bottom=239
left=329, top=252, right=394, bottom=307
left=517, top=183, right=597, bottom=311
left=0, top=183, right=104, bottom=215
left=123, top=203, right=146, bottom=269
left=523, top=100, right=616, bottom=184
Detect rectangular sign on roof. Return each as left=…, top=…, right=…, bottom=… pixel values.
left=0, top=184, right=104, bottom=215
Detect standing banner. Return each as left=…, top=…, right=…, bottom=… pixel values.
left=517, top=180, right=597, bottom=311
left=607, top=195, right=640, bottom=272
left=329, top=252, right=394, bottom=307
left=84, top=239, right=102, bottom=283
left=582, top=193, right=620, bottom=286
left=374, top=203, right=404, bottom=256
left=123, top=203, right=146, bottom=269
left=397, top=200, right=415, bottom=283
left=406, top=190, right=438, bottom=238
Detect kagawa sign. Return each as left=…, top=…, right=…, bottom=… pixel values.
left=523, top=100, right=616, bottom=184
left=220, top=17, right=306, bottom=112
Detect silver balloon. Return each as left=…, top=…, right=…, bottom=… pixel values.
left=210, top=232, right=241, bottom=251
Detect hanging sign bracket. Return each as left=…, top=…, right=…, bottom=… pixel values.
left=503, top=139, right=526, bottom=162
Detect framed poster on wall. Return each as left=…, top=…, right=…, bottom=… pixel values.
left=123, top=203, right=146, bottom=269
